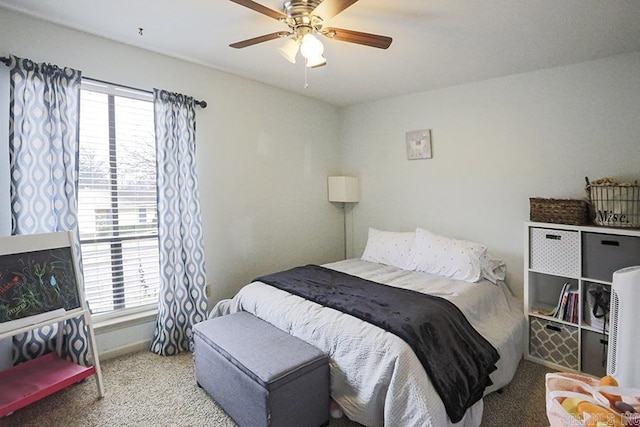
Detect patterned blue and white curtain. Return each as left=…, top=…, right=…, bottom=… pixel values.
left=150, top=89, right=208, bottom=356
left=8, top=55, right=89, bottom=366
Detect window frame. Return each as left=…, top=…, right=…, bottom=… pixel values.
left=78, top=78, right=160, bottom=321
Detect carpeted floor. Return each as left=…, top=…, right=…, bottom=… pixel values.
left=1, top=350, right=554, bottom=427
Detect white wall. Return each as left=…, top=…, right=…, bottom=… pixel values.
left=341, top=52, right=640, bottom=300
left=0, top=8, right=344, bottom=367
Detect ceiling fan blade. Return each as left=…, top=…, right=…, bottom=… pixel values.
left=312, top=0, right=359, bottom=21
left=323, top=27, right=392, bottom=49
left=230, top=31, right=291, bottom=49
left=229, top=0, right=286, bottom=20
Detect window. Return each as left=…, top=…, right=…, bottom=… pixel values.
left=78, top=80, right=159, bottom=316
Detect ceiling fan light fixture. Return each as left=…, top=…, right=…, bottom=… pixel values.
left=278, top=38, right=300, bottom=63
left=229, top=0, right=393, bottom=70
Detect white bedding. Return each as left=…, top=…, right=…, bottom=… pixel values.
left=209, top=259, right=525, bottom=427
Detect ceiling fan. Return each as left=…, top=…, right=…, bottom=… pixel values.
left=229, top=0, right=392, bottom=68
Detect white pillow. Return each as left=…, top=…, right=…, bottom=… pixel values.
left=361, top=228, right=415, bottom=269
left=406, top=228, right=487, bottom=282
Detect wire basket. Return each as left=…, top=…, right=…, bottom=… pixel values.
left=586, top=177, right=640, bottom=228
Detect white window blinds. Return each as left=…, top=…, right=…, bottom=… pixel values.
left=78, top=80, right=159, bottom=316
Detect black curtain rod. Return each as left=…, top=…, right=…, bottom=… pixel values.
left=84, top=77, right=207, bottom=108
left=0, top=56, right=207, bottom=108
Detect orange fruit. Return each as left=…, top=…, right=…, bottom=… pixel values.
left=599, top=375, right=621, bottom=408
left=577, top=401, right=623, bottom=427
left=600, top=375, right=619, bottom=387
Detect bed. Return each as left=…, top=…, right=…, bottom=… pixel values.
left=209, top=229, right=525, bottom=427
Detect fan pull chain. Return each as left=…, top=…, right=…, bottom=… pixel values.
left=304, top=60, right=309, bottom=89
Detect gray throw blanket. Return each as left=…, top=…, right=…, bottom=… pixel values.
left=255, top=264, right=500, bottom=423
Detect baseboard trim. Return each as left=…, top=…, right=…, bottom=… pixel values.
left=99, top=339, right=151, bottom=361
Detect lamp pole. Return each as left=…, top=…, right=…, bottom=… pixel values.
left=342, top=202, right=348, bottom=259
left=327, top=176, right=360, bottom=260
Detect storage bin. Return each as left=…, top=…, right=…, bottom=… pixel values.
left=580, top=329, right=608, bottom=378
left=529, top=228, right=580, bottom=277
left=582, top=232, right=640, bottom=282
left=529, top=317, right=579, bottom=370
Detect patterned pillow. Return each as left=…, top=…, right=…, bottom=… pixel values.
left=361, top=228, right=415, bottom=269
left=406, top=228, right=487, bottom=282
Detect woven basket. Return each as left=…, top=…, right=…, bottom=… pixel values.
left=586, top=177, right=640, bottom=228
left=529, top=198, right=590, bottom=226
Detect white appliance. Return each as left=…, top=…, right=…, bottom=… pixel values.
left=607, top=265, right=640, bottom=387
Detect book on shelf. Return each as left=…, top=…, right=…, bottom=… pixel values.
left=562, top=290, right=579, bottom=323
left=533, top=282, right=574, bottom=319
left=556, top=288, right=568, bottom=320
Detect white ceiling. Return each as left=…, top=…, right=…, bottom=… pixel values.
left=1, top=0, right=640, bottom=106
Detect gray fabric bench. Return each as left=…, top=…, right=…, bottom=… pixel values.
left=193, top=312, right=330, bottom=427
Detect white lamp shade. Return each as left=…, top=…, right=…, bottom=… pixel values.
left=300, top=34, right=324, bottom=59
left=328, top=176, right=360, bottom=202
left=278, top=38, right=300, bottom=64
left=306, top=55, right=327, bottom=68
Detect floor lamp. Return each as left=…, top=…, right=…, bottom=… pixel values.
left=328, top=176, right=360, bottom=259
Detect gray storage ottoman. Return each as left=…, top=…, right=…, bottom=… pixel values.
left=193, top=312, right=330, bottom=427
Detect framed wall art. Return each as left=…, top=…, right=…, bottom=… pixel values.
left=406, top=129, right=432, bottom=160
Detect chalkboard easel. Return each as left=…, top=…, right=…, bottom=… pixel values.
left=0, top=231, right=104, bottom=417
